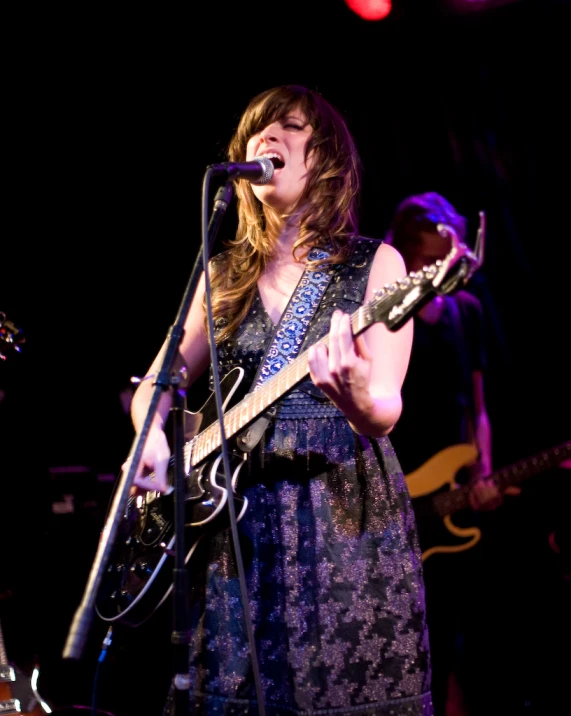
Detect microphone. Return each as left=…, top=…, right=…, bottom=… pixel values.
left=208, top=156, right=274, bottom=185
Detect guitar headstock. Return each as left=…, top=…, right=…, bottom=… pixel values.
left=367, top=212, right=485, bottom=332
left=431, top=210, right=485, bottom=296
left=0, top=312, right=25, bottom=360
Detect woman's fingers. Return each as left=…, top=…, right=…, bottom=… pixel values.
left=308, top=342, right=329, bottom=386
left=327, top=310, right=342, bottom=375
left=328, top=311, right=358, bottom=381
left=335, top=312, right=356, bottom=372
left=122, top=441, right=171, bottom=494
left=309, top=311, right=360, bottom=392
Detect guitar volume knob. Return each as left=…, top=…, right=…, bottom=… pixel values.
left=130, top=561, right=151, bottom=577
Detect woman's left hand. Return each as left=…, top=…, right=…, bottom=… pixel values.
left=307, top=310, right=374, bottom=426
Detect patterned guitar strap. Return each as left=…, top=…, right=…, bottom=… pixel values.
left=235, top=245, right=337, bottom=452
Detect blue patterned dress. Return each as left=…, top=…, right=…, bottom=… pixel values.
left=163, top=238, right=433, bottom=716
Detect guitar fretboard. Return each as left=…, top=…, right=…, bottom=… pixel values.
left=189, top=305, right=370, bottom=466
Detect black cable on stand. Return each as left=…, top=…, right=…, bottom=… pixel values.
left=169, top=365, right=192, bottom=715
left=165, top=176, right=250, bottom=716
left=200, top=168, right=267, bottom=716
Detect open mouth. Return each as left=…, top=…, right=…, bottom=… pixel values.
left=269, top=157, right=285, bottom=170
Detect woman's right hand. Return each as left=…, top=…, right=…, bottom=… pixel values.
left=122, top=425, right=172, bottom=494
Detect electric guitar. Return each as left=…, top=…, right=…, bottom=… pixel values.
left=96, top=220, right=485, bottom=627
left=0, top=616, right=52, bottom=715
left=406, top=440, right=571, bottom=562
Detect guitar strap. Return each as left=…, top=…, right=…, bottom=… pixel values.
left=235, top=245, right=337, bottom=452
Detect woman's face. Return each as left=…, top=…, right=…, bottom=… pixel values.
left=245, top=108, right=314, bottom=214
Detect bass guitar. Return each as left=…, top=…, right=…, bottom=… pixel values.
left=96, top=220, right=484, bottom=627
left=406, top=440, right=571, bottom=562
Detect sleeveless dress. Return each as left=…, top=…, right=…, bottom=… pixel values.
left=163, top=238, right=433, bottom=716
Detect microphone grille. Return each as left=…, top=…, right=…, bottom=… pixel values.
left=252, top=156, right=274, bottom=185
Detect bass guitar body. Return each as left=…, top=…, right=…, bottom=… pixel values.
left=406, top=444, right=481, bottom=561
left=406, top=440, right=571, bottom=562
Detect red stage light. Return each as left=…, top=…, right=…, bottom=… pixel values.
left=344, top=0, right=392, bottom=22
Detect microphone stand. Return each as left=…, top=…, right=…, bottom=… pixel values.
left=62, top=178, right=236, bottom=716
left=199, top=169, right=267, bottom=716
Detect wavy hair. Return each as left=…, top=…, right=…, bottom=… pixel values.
left=208, top=85, right=362, bottom=343
left=385, top=191, right=467, bottom=254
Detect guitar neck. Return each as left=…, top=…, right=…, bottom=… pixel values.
left=433, top=441, right=571, bottom=517
left=190, top=273, right=434, bottom=467
left=190, top=318, right=343, bottom=466
left=0, top=618, right=8, bottom=667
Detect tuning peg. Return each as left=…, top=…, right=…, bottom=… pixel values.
left=473, top=211, right=486, bottom=268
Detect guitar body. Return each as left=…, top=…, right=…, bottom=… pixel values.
left=406, top=444, right=481, bottom=561
left=96, top=369, right=250, bottom=628
left=0, top=664, right=50, bottom=715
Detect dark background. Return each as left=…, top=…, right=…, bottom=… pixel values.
left=1, top=1, right=570, bottom=715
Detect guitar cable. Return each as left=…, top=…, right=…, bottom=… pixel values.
left=96, top=627, right=113, bottom=664
left=90, top=627, right=113, bottom=716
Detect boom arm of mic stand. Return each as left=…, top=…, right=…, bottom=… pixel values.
left=62, top=178, right=235, bottom=661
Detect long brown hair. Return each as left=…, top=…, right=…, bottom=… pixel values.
left=208, top=85, right=362, bottom=343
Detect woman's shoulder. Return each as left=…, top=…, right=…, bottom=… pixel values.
left=351, top=236, right=408, bottom=274
left=346, top=235, right=385, bottom=265
left=353, top=235, right=384, bottom=249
